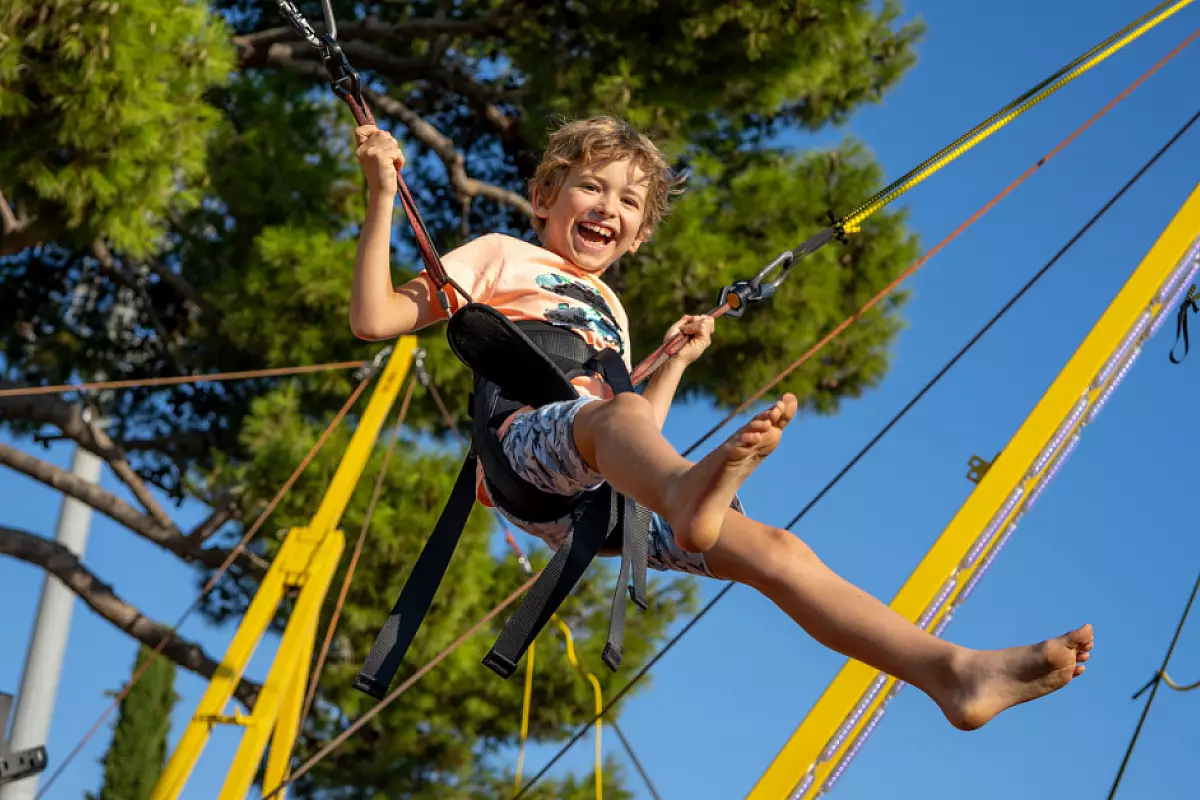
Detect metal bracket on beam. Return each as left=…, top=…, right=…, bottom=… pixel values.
left=0, top=692, right=48, bottom=787
left=966, top=452, right=1002, bottom=485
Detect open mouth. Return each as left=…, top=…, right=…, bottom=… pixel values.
left=575, top=221, right=616, bottom=250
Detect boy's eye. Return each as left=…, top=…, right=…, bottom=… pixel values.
left=623, top=197, right=639, bottom=208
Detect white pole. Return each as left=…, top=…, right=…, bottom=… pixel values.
left=0, top=442, right=103, bottom=799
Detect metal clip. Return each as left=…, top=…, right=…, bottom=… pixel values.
left=274, top=0, right=322, bottom=49
left=355, top=345, right=394, bottom=381
left=412, top=347, right=430, bottom=386
left=749, top=250, right=796, bottom=298
left=714, top=223, right=842, bottom=320
left=717, top=251, right=793, bottom=319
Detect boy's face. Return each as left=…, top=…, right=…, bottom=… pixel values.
left=533, top=157, right=650, bottom=273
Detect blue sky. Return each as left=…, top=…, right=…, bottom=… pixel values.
left=4, top=1, right=1200, bottom=798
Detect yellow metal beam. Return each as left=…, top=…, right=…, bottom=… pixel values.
left=151, top=337, right=417, bottom=800
left=749, top=183, right=1200, bottom=800
left=223, top=528, right=343, bottom=799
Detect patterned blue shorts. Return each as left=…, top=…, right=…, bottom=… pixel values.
left=490, top=396, right=716, bottom=578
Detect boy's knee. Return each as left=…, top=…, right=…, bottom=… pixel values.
left=758, top=527, right=820, bottom=585
left=598, top=391, right=650, bottom=419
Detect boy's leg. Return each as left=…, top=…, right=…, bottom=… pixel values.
left=701, top=511, right=1094, bottom=730
left=571, top=391, right=796, bottom=553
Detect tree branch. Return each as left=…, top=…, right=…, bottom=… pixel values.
left=0, top=186, right=39, bottom=257
left=238, top=8, right=517, bottom=53
left=363, top=89, right=533, bottom=218
left=187, top=499, right=239, bottom=545
left=0, top=386, right=179, bottom=535
left=0, top=525, right=261, bottom=709
left=145, top=259, right=209, bottom=312
left=0, top=439, right=264, bottom=581
left=233, top=35, right=520, bottom=149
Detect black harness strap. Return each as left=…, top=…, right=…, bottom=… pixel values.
left=477, top=322, right=651, bottom=679
left=483, top=484, right=621, bottom=677
left=355, top=304, right=651, bottom=696
left=1169, top=285, right=1198, bottom=364
left=353, top=450, right=480, bottom=699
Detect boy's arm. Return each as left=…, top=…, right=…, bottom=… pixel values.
left=349, top=124, right=426, bottom=340
left=641, top=358, right=687, bottom=428
left=637, top=314, right=714, bottom=429
left=349, top=189, right=441, bottom=340
left=349, top=124, right=480, bottom=341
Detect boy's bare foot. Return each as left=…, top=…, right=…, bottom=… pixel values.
left=666, top=393, right=798, bottom=552
left=935, top=624, right=1094, bottom=731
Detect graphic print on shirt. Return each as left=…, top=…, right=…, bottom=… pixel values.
left=536, top=273, right=625, bottom=354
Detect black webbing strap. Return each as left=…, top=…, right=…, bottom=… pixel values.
left=353, top=452, right=479, bottom=699
left=483, top=345, right=651, bottom=678
left=602, top=495, right=651, bottom=670
left=1169, top=285, right=1198, bottom=364
left=482, top=486, right=621, bottom=678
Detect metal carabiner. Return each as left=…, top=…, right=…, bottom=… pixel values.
left=748, top=250, right=797, bottom=300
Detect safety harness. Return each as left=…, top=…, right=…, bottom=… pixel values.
left=355, top=303, right=652, bottom=695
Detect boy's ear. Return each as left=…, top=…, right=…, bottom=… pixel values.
left=530, top=186, right=551, bottom=220
left=628, top=229, right=650, bottom=253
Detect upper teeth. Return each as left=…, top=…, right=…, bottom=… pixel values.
left=580, top=222, right=614, bottom=239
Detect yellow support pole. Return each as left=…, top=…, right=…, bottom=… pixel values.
left=223, top=528, right=343, bottom=799
left=151, top=337, right=417, bottom=800
left=263, top=594, right=320, bottom=793
left=748, top=183, right=1200, bottom=799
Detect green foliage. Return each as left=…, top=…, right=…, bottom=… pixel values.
left=1, top=0, right=925, bottom=795
left=509, top=0, right=922, bottom=148
left=87, top=645, right=178, bottom=800
left=0, top=0, right=234, bottom=256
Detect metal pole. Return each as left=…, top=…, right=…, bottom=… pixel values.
left=0, top=443, right=103, bottom=800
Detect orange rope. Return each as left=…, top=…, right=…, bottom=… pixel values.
left=0, top=360, right=369, bottom=399
left=683, top=23, right=1200, bottom=458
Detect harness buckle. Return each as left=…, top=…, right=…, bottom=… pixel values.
left=716, top=221, right=845, bottom=319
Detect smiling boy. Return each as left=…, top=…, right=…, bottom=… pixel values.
left=350, top=115, right=1094, bottom=731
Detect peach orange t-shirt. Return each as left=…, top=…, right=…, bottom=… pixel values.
left=419, top=232, right=633, bottom=397
left=417, top=232, right=633, bottom=508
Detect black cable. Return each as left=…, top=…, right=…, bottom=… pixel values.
left=1106, top=568, right=1200, bottom=800
left=609, top=721, right=663, bottom=800
left=510, top=104, right=1200, bottom=800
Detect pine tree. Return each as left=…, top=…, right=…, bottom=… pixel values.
left=88, top=646, right=178, bottom=800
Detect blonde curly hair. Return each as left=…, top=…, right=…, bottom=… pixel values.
left=528, top=116, right=686, bottom=241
